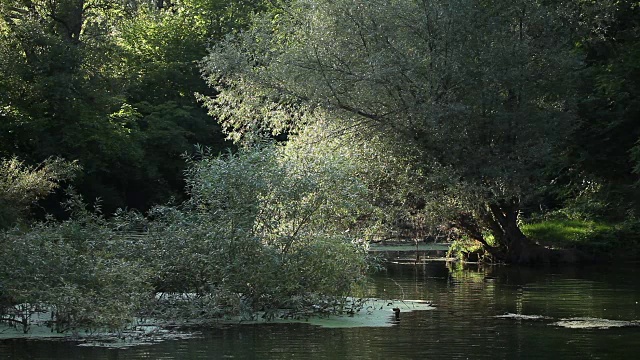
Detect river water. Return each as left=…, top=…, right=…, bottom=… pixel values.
left=2, top=262, right=639, bottom=359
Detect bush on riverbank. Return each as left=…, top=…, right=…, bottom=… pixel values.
left=0, top=192, right=153, bottom=334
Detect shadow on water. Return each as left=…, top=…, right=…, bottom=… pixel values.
left=2, top=262, right=640, bottom=359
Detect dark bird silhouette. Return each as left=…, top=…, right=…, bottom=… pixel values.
left=392, top=307, right=401, bottom=320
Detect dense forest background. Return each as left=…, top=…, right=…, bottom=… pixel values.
left=0, top=0, right=268, bottom=220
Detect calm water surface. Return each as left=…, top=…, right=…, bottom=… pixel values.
left=2, top=262, right=639, bottom=359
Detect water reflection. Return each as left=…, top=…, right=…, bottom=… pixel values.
left=2, top=262, right=639, bottom=359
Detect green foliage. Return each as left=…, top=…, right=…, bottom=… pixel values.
left=447, top=233, right=497, bottom=262
left=0, top=0, right=149, bottom=211
left=141, top=144, right=374, bottom=317
left=201, top=0, right=581, bottom=259
left=0, top=143, right=378, bottom=330
left=447, top=238, right=483, bottom=261
left=632, top=139, right=640, bottom=178
left=94, top=0, right=271, bottom=210
left=0, top=0, right=268, bottom=213
left=0, top=193, right=151, bottom=333
left=560, top=0, right=640, bottom=219
left=0, top=0, right=391, bottom=334
left=522, top=219, right=613, bottom=248
left=0, top=157, right=78, bottom=229
left=522, top=216, right=640, bottom=260
left=185, top=144, right=374, bottom=242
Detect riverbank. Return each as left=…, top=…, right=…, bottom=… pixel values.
left=522, top=218, right=640, bottom=262
left=417, top=218, right=640, bottom=264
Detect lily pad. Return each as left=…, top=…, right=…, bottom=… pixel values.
left=550, top=317, right=640, bottom=329
left=494, top=313, right=552, bottom=321
left=278, top=298, right=435, bottom=328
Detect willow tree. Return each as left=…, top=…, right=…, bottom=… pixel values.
left=201, top=0, right=580, bottom=263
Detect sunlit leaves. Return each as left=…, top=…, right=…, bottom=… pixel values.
left=0, top=157, right=78, bottom=228
left=185, top=143, right=373, bottom=245
left=137, top=144, right=373, bottom=316
left=202, top=0, right=581, bottom=252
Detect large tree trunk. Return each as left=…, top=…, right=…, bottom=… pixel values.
left=485, top=200, right=555, bottom=264
left=458, top=200, right=588, bottom=264
left=4, top=0, right=86, bottom=45
left=52, top=0, right=85, bottom=44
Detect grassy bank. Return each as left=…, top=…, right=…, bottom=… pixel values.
left=522, top=218, right=640, bottom=261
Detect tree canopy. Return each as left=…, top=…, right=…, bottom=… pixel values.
left=201, top=0, right=584, bottom=262
left=0, top=0, right=265, bottom=214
